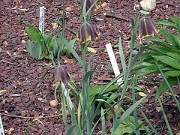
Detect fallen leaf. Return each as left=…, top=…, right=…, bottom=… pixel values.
left=97, top=76, right=112, bottom=81
left=19, top=8, right=29, bottom=12
left=101, top=2, right=108, bottom=8
left=137, top=92, right=147, bottom=97
left=0, top=90, right=7, bottom=96
left=7, top=127, right=14, bottom=134
left=88, top=47, right=97, bottom=54
left=61, top=56, right=76, bottom=64
left=52, top=22, right=58, bottom=29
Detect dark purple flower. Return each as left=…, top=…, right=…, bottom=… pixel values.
left=139, top=17, right=158, bottom=38
left=79, top=21, right=99, bottom=43
left=54, top=66, right=70, bottom=85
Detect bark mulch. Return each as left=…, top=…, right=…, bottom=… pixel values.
left=0, top=0, right=180, bottom=134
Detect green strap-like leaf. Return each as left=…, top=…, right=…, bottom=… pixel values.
left=153, top=55, right=180, bottom=70
left=160, top=28, right=179, bottom=48
left=170, top=16, right=180, bottom=34
left=156, top=20, right=176, bottom=29
left=65, top=38, right=83, bottom=65
left=156, top=77, right=178, bottom=100
left=164, top=70, right=180, bottom=77
left=115, top=96, right=146, bottom=131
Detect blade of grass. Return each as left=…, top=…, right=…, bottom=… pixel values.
left=116, top=96, right=146, bottom=131
left=65, top=38, right=83, bottom=66
left=132, top=77, right=140, bottom=135
left=140, top=109, right=158, bottom=135
left=101, top=108, right=106, bottom=135
left=96, top=99, right=117, bottom=132
left=118, top=36, right=126, bottom=75
left=155, top=62, right=180, bottom=110
left=158, top=98, right=173, bottom=135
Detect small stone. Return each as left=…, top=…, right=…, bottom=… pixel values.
left=66, top=6, right=73, bottom=12
left=49, top=100, right=58, bottom=107
left=21, top=40, right=26, bottom=44
left=3, top=41, right=8, bottom=46
left=140, top=0, right=156, bottom=11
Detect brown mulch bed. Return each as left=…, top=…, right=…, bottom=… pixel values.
left=0, top=0, right=180, bottom=134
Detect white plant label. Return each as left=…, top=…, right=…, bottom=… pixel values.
left=0, top=115, right=4, bottom=135
left=39, top=6, right=45, bottom=35
left=106, top=43, right=122, bottom=84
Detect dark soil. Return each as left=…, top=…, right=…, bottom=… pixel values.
left=0, top=0, right=180, bottom=134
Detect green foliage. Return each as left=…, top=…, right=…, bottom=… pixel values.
left=113, top=116, right=145, bottom=135
left=26, top=40, right=42, bottom=60
left=25, top=25, right=74, bottom=61
left=134, top=16, right=180, bottom=101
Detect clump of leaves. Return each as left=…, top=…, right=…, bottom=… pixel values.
left=134, top=16, right=180, bottom=100
left=25, top=25, right=74, bottom=60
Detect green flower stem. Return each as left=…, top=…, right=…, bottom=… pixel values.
left=62, top=0, right=65, bottom=37
left=81, top=43, right=87, bottom=75
left=80, top=42, right=92, bottom=134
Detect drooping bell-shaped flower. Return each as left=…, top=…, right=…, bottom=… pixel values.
left=79, top=21, right=99, bottom=43
left=54, top=66, right=70, bottom=85
left=139, top=17, right=158, bottom=38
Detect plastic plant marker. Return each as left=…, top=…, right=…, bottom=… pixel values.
left=106, top=43, right=122, bottom=84
left=0, top=115, right=4, bottom=135
left=39, top=6, right=45, bottom=34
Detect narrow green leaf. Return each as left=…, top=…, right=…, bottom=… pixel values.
left=101, top=108, right=106, bottom=135
left=160, top=28, right=179, bottom=48
left=140, top=110, right=158, bottom=135
left=153, top=55, right=180, bottom=69
left=170, top=16, right=180, bottom=34
left=96, top=99, right=117, bottom=132
left=67, top=125, right=76, bottom=135
left=136, top=66, right=159, bottom=76
left=156, top=20, right=176, bottom=29
left=174, top=35, right=180, bottom=46
left=155, top=62, right=180, bottom=110
left=118, top=37, right=126, bottom=73
left=145, top=36, right=164, bottom=43
left=129, top=47, right=145, bottom=70
left=166, top=52, right=180, bottom=62
left=164, top=70, right=180, bottom=77
left=65, top=38, right=83, bottom=65
left=82, top=70, right=94, bottom=84
left=155, top=77, right=178, bottom=100
left=148, top=45, right=172, bottom=54
left=116, top=96, right=146, bottom=130
left=158, top=98, right=173, bottom=135
left=89, top=85, right=118, bottom=96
